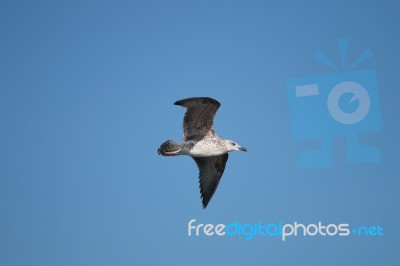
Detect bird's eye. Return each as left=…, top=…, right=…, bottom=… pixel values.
left=231, top=142, right=236, bottom=146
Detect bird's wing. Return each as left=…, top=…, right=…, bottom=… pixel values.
left=174, top=97, right=220, bottom=141
left=192, top=153, right=229, bottom=208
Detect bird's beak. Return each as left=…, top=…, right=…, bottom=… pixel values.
left=239, top=147, right=247, bottom=152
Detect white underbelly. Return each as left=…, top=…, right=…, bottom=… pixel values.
left=184, top=141, right=225, bottom=157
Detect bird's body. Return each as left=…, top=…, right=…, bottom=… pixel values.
left=186, top=138, right=226, bottom=157
left=168, top=136, right=226, bottom=157
left=157, top=97, right=246, bottom=208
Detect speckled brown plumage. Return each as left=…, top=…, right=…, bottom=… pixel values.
left=193, top=153, right=229, bottom=208
left=174, top=97, right=220, bottom=142
left=157, top=140, right=182, bottom=155
left=157, top=97, right=246, bottom=209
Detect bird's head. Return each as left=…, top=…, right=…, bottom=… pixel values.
left=224, top=140, right=247, bottom=152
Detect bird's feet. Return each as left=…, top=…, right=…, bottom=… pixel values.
left=157, top=140, right=182, bottom=156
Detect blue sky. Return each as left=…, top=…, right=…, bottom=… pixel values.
left=1, top=0, right=399, bottom=265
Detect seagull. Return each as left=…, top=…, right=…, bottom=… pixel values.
left=157, top=97, right=247, bottom=208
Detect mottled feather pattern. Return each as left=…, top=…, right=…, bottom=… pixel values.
left=175, top=97, right=220, bottom=142
left=157, top=140, right=182, bottom=155
left=193, top=153, right=229, bottom=208
left=158, top=97, right=246, bottom=208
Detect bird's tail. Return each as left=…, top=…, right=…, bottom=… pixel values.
left=157, top=140, right=183, bottom=156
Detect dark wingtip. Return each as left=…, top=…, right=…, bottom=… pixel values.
left=174, top=99, right=184, bottom=106
left=174, top=97, right=220, bottom=107
left=201, top=194, right=210, bottom=209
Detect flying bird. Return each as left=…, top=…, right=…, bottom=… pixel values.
left=157, top=97, right=247, bottom=208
